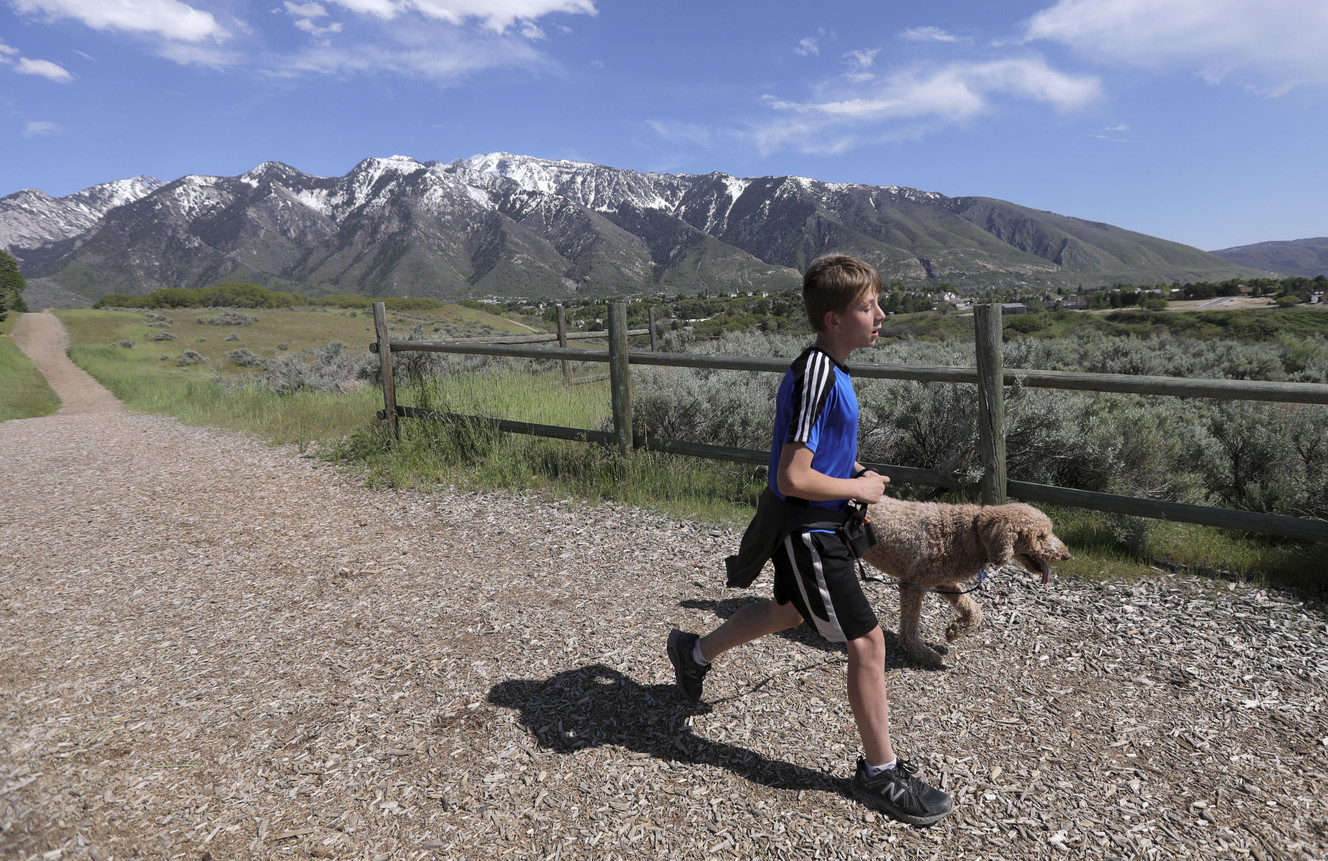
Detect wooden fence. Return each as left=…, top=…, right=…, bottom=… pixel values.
left=370, top=301, right=1328, bottom=543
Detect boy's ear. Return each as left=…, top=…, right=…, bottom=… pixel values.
left=822, top=309, right=840, bottom=331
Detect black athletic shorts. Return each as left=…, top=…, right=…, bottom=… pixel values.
left=772, top=528, right=879, bottom=643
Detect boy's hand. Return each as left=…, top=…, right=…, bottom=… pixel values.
left=852, top=470, right=890, bottom=504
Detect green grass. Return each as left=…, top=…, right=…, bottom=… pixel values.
left=50, top=305, right=529, bottom=450
left=0, top=316, right=61, bottom=421
left=332, top=368, right=764, bottom=526
left=987, top=303, right=1328, bottom=343
left=1044, top=505, right=1328, bottom=594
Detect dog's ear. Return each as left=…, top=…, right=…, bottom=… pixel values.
left=977, top=511, right=1016, bottom=565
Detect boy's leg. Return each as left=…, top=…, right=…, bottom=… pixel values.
left=775, top=530, right=953, bottom=826
left=845, top=625, right=953, bottom=826
left=698, top=598, right=804, bottom=662
left=845, top=625, right=894, bottom=766
left=668, top=599, right=802, bottom=702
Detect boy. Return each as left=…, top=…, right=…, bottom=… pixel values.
left=667, top=254, right=953, bottom=827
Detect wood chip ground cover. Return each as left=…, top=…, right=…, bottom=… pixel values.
left=2, top=312, right=1326, bottom=860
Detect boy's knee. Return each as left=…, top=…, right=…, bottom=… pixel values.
left=846, top=625, right=886, bottom=665
left=767, top=599, right=804, bottom=630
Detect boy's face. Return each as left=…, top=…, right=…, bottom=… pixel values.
left=827, top=289, right=886, bottom=351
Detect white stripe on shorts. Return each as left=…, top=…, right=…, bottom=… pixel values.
left=789, top=530, right=847, bottom=643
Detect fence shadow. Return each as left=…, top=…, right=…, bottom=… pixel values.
left=678, top=596, right=946, bottom=671
left=487, top=663, right=848, bottom=798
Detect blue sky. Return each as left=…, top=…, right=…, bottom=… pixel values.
left=2, top=0, right=1325, bottom=251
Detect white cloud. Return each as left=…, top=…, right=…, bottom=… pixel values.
left=1095, top=123, right=1128, bottom=141
left=707, top=56, right=1103, bottom=158
left=268, top=0, right=596, bottom=81
left=279, top=22, right=549, bottom=83
left=23, top=120, right=61, bottom=135
left=795, top=28, right=833, bottom=58
left=328, top=0, right=396, bottom=13
left=771, top=57, right=1099, bottom=125
left=1024, top=0, right=1328, bottom=87
left=286, top=1, right=330, bottom=16
left=16, top=57, right=73, bottom=81
left=841, top=49, right=878, bottom=83
left=901, top=26, right=960, bottom=43
left=0, top=40, right=17, bottom=59
left=845, top=49, right=877, bottom=71
left=325, top=0, right=596, bottom=33
left=285, top=1, right=344, bottom=37
left=295, top=18, right=344, bottom=36
left=10, top=0, right=227, bottom=42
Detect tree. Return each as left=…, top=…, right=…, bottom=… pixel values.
left=0, top=250, right=27, bottom=323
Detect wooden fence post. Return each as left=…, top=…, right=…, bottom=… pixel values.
left=648, top=307, right=659, bottom=351
left=974, top=303, right=1006, bottom=504
left=607, top=302, right=632, bottom=461
left=556, top=303, right=570, bottom=385
left=372, top=302, right=399, bottom=442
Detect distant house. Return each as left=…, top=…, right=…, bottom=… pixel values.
left=1000, top=302, right=1027, bottom=315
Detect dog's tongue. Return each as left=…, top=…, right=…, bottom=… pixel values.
left=1039, top=561, right=1051, bottom=585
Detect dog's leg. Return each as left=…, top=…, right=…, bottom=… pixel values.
left=896, top=584, right=945, bottom=668
left=940, top=590, right=983, bottom=644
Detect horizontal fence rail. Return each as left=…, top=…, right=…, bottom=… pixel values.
left=371, top=340, right=1328, bottom=405
left=371, top=302, right=1328, bottom=543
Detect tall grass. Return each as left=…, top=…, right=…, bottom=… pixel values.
left=1041, top=505, right=1328, bottom=594
left=330, top=364, right=764, bottom=525
left=0, top=317, right=61, bottom=421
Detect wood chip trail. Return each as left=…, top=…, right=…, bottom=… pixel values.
left=2, top=311, right=1325, bottom=860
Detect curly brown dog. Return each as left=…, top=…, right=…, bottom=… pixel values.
left=858, top=498, right=1071, bottom=668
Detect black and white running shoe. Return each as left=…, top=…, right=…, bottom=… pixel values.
left=851, top=757, right=954, bottom=827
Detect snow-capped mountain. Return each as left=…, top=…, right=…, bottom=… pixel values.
left=1, top=154, right=1268, bottom=306
left=0, top=176, right=164, bottom=253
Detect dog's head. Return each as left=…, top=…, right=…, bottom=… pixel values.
left=977, top=504, right=1071, bottom=585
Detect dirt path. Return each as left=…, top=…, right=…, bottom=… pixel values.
left=11, top=311, right=122, bottom=415
left=1, top=313, right=1325, bottom=860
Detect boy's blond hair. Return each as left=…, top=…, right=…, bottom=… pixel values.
left=802, top=255, right=882, bottom=332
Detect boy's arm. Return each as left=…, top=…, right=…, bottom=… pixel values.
left=776, top=443, right=889, bottom=504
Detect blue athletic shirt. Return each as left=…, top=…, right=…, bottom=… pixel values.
left=768, top=345, right=858, bottom=512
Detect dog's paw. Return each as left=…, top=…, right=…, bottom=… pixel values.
left=945, top=621, right=970, bottom=643
left=945, top=610, right=982, bottom=643
left=905, top=644, right=947, bottom=670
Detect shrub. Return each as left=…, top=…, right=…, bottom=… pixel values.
left=149, top=331, right=177, bottom=341
left=197, top=311, right=259, bottom=326
left=226, top=341, right=371, bottom=395
left=177, top=350, right=208, bottom=367
left=226, top=348, right=266, bottom=368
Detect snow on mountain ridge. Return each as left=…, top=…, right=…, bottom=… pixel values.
left=0, top=175, right=163, bottom=254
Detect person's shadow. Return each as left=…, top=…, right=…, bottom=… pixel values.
left=487, top=662, right=849, bottom=798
